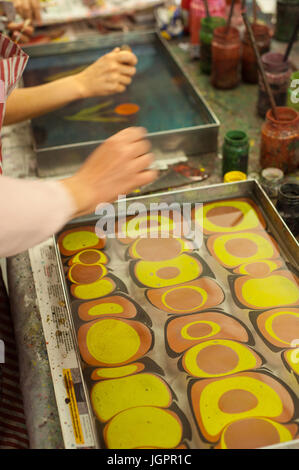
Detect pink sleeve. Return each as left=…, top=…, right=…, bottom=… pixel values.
left=0, top=175, right=76, bottom=257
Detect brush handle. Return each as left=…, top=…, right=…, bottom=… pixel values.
left=283, top=19, right=299, bottom=62
left=242, top=12, right=278, bottom=120
left=203, top=0, right=210, bottom=18
left=226, top=0, right=235, bottom=33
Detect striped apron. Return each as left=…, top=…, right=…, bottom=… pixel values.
left=0, top=33, right=29, bottom=449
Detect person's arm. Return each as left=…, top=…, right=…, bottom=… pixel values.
left=0, top=127, right=157, bottom=257
left=4, top=49, right=137, bottom=125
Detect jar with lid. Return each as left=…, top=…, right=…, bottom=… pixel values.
left=275, top=0, right=299, bottom=42
left=222, top=130, right=249, bottom=176
left=260, top=107, right=299, bottom=174
left=257, top=52, right=292, bottom=118
left=211, top=26, right=241, bottom=89
left=260, top=167, right=284, bottom=198
left=276, top=183, right=299, bottom=236
left=242, top=23, right=271, bottom=84
left=200, top=16, right=226, bottom=74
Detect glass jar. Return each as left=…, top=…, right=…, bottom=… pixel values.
left=287, top=70, right=299, bottom=112
left=222, top=130, right=249, bottom=176
left=211, top=26, right=241, bottom=89
left=260, top=107, right=299, bottom=174
left=275, top=0, right=299, bottom=42
left=260, top=167, right=284, bottom=198
left=276, top=183, right=299, bottom=236
left=200, top=16, right=226, bottom=74
left=257, top=52, right=292, bottom=118
left=242, top=23, right=271, bottom=84
left=181, top=0, right=191, bottom=34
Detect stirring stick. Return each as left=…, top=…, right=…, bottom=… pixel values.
left=253, top=0, right=257, bottom=24
left=226, top=0, right=236, bottom=33
left=14, top=18, right=31, bottom=44
left=203, top=0, right=210, bottom=18
left=242, top=11, right=278, bottom=120
left=283, top=18, right=299, bottom=62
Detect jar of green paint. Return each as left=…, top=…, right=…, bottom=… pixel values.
left=275, top=0, right=299, bottom=42
left=222, top=130, right=250, bottom=177
left=200, top=16, right=226, bottom=74
left=287, top=71, right=299, bottom=112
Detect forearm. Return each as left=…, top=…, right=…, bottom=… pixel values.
left=0, top=176, right=75, bottom=257
left=3, top=75, right=83, bottom=125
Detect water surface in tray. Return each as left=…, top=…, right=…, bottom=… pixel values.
left=23, top=42, right=208, bottom=149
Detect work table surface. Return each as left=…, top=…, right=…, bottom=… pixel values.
left=4, top=34, right=299, bottom=449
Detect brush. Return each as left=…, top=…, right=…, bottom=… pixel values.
left=242, top=11, right=278, bottom=119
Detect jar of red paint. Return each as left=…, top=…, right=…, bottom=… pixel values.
left=211, top=26, right=241, bottom=89
left=189, top=0, right=226, bottom=55
left=260, top=107, right=299, bottom=174
left=242, top=23, right=271, bottom=84
left=257, top=52, right=292, bottom=118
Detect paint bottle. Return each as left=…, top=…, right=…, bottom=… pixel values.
left=181, top=0, right=191, bottom=34
left=275, top=0, right=299, bottom=43
left=200, top=16, right=226, bottom=74
left=189, top=0, right=226, bottom=58
left=222, top=130, right=249, bottom=177
left=242, top=24, right=271, bottom=84
left=257, top=52, right=292, bottom=118
left=224, top=171, right=247, bottom=183
left=211, top=26, right=241, bottom=89
left=260, top=107, right=299, bottom=174
left=276, top=183, right=299, bottom=236
left=260, top=167, right=284, bottom=198
left=287, top=71, right=299, bottom=112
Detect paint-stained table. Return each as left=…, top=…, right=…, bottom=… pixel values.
left=3, top=35, right=299, bottom=449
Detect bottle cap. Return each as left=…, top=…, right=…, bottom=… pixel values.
left=224, top=171, right=247, bottom=183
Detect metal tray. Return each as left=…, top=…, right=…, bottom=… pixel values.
left=23, top=31, right=219, bottom=177
left=54, top=180, right=299, bottom=449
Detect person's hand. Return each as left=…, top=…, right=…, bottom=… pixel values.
left=7, top=21, right=34, bottom=43
left=13, top=0, right=42, bottom=22
left=61, top=127, right=157, bottom=217
left=74, top=48, right=138, bottom=99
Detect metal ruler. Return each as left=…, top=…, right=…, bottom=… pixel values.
left=29, top=239, right=96, bottom=449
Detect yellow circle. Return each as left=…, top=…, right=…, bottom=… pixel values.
left=181, top=321, right=221, bottom=340
left=73, top=278, right=114, bottom=300
left=71, top=249, right=108, bottom=265
left=88, top=302, right=124, bottom=316
left=196, top=200, right=263, bottom=233
left=265, top=311, right=299, bottom=347
left=122, top=214, right=175, bottom=239
left=211, top=232, right=275, bottom=268
left=94, top=364, right=139, bottom=379
left=241, top=276, right=299, bottom=309
left=135, top=254, right=202, bottom=288
left=162, top=285, right=208, bottom=312
left=105, top=406, right=182, bottom=449
left=86, top=319, right=140, bottom=364
left=62, top=231, right=99, bottom=252
left=184, top=339, right=258, bottom=378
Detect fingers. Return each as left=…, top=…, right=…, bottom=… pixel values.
left=110, top=127, right=147, bottom=145
left=128, top=153, right=155, bottom=172
left=115, top=51, right=138, bottom=66
left=118, top=64, right=136, bottom=77
left=7, top=21, right=34, bottom=35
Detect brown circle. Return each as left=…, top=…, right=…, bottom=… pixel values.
left=223, top=418, right=280, bottom=449
left=196, top=344, right=239, bottom=375
left=79, top=251, right=101, bottom=264
left=246, top=262, right=270, bottom=277
left=165, top=288, right=203, bottom=311
left=219, top=389, right=258, bottom=414
left=186, top=322, right=213, bottom=339
left=156, top=266, right=180, bottom=280
left=134, top=238, right=182, bottom=261
left=70, top=264, right=104, bottom=284
left=225, top=238, right=258, bottom=258
left=207, top=206, right=244, bottom=228
left=272, top=314, right=299, bottom=344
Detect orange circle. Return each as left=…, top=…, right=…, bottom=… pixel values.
left=114, top=103, right=140, bottom=116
